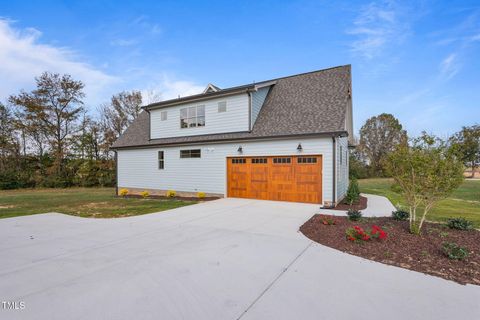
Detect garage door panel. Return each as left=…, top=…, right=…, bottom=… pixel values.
left=227, top=155, right=322, bottom=204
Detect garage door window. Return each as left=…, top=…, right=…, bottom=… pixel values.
left=232, top=158, right=246, bottom=164
left=273, top=157, right=291, bottom=164
left=297, top=157, right=317, bottom=164
left=251, top=158, right=267, bottom=164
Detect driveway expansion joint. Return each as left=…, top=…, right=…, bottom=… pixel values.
left=236, top=241, right=313, bottom=320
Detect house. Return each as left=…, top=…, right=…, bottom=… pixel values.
left=112, top=65, right=354, bottom=206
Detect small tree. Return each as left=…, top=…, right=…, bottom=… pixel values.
left=386, top=133, right=464, bottom=234
left=345, top=178, right=360, bottom=205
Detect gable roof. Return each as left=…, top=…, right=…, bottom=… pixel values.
left=112, top=65, right=352, bottom=149
left=203, top=83, right=221, bottom=93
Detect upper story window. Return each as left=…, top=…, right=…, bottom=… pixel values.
left=161, top=111, right=167, bottom=121
left=218, top=101, right=227, bottom=113
left=180, top=106, right=205, bottom=128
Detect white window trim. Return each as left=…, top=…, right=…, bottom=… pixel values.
left=158, top=151, right=165, bottom=169
left=218, top=101, right=227, bottom=113
left=160, top=111, right=168, bottom=121
left=180, top=105, right=205, bottom=129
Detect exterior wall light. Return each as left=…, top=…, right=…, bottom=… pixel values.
left=297, top=143, right=303, bottom=151
left=237, top=146, right=243, bottom=153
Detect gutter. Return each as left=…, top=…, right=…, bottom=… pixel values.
left=111, top=131, right=349, bottom=150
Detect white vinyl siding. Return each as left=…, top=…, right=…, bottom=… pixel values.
left=336, top=136, right=349, bottom=202
left=251, top=86, right=270, bottom=127
left=150, top=93, right=249, bottom=139
left=117, top=137, right=334, bottom=204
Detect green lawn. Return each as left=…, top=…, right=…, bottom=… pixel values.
left=359, top=178, right=480, bottom=227
left=0, top=188, right=197, bottom=219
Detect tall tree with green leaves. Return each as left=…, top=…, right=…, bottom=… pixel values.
left=359, top=113, right=407, bottom=176
left=9, top=72, right=85, bottom=173
left=386, top=133, right=464, bottom=234
left=450, top=125, right=480, bottom=177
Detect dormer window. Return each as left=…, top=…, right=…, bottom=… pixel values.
left=180, top=106, right=205, bottom=128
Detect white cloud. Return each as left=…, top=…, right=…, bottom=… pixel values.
left=0, top=19, right=118, bottom=106
left=140, top=74, right=204, bottom=105
left=347, top=1, right=409, bottom=59
left=471, top=33, right=480, bottom=41
left=0, top=19, right=204, bottom=110
left=440, top=53, right=460, bottom=80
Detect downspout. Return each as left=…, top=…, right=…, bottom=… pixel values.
left=247, top=90, right=253, bottom=131
left=332, top=136, right=336, bottom=207
left=114, top=150, right=118, bottom=196
left=320, top=135, right=337, bottom=209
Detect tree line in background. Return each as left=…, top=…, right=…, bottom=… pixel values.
left=0, top=72, right=478, bottom=191
left=349, top=113, right=480, bottom=180
left=0, top=72, right=152, bottom=189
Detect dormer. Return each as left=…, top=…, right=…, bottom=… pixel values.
left=145, top=81, right=275, bottom=140
left=203, top=83, right=221, bottom=94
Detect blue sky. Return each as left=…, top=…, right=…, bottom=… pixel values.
left=1, top=0, right=479, bottom=137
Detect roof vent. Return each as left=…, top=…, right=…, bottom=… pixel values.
left=203, top=83, right=221, bottom=94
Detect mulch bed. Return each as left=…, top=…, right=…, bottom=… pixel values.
left=300, top=214, right=480, bottom=286
left=121, top=195, right=220, bottom=201
left=332, top=196, right=368, bottom=211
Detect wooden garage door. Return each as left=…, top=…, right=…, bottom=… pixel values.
left=227, top=155, right=322, bottom=204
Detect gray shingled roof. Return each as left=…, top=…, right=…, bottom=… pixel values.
left=112, top=65, right=351, bottom=149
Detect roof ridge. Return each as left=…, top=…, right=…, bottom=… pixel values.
left=253, top=64, right=351, bottom=85
left=144, top=64, right=350, bottom=109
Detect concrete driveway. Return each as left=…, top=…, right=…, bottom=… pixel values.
left=1, top=198, right=479, bottom=320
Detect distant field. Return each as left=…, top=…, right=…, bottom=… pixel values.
left=0, top=188, right=196, bottom=219
left=359, top=178, right=480, bottom=227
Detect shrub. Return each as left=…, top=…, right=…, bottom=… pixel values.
left=346, top=225, right=387, bottom=242
left=347, top=209, right=362, bottom=221
left=346, top=226, right=370, bottom=242
left=197, top=191, right=206, bottom=199
left=320, top=215, right=336, bottom=225
left=0, top=171, right=20, bottom=190
left=392, top=209, right=409, bottom=221
left=442, top=242, right=469, bottom=260
left=370, top=225, right=387, bottom=240
left=140, top=190, right=150, bottom=199
left=166, top=190, right=176, bottom=198
left=345, top=178, right=361, bottom=204
left=447, top=217, right=473, bottom=231
left=119, top=188, right=129, bottom=197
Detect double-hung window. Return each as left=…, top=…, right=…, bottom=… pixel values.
left=158, top=151, right=165, bottom=169
left=180, top=106, right=205, bottom=128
